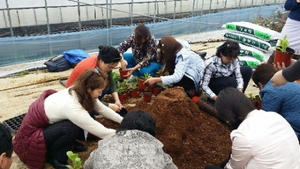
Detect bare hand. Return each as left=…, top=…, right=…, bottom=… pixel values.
left=120, top=59, right=128, bottom=70
left=108, top=103, right=122, bottom=112
left=273, top=62, right=286, bottom=71
left=270, top=70, right=288, bottom=87
left=213, top=95, right=218, bottom=101
left=115, top=100, right=123, bottom=108
left=124, top=68, right=134, bottom=78
left=144, top=77, right=159, bottom=86
left=238, top=88, right=243, bottom=93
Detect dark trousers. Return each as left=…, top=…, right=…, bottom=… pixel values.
left=208, top=66, right=252, bottom=95
left=173, top=75, right=199, bottom=98
left=43, top=120, right=82, bottom=163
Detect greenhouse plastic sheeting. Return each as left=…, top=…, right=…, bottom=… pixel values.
left=0, top=4, right=281, bottom=67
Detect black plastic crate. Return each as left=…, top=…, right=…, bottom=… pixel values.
left=3, top=113, right=26, bottom=133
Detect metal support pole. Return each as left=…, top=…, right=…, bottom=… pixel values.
left=192, top=0, right=196, bottom=16
left=2, top=11, right=8, bottom=27
left=44, top=0, right=52, bottom=55
left=59, top=7, right=63, bottom=23
left=5, top=0, right=14, bottom=37
left=173, top=0, right=176, bottom=19
left=33, top=9, right=38, bottom=25
left=224, top=0, right=227, bottom=9
left=109, top=0, right=112, bottom=45
left=154, top=0, right=157, bottom=23
left=130, top=0, right=133, bottom=24
left=85, top=6, right=89, bottom=21
left=77, top=1, right=82, bottom=31
left=199, top=0, right=204, bottom=32
left=106, top=0, right=109, bottom=28
left=164, top=0, right=167, bottom=14
left=110, top=0, right=112, bottom=28
left=44, top=0, right=51, bottom=35
left=209, top=0, right=212, bottom=13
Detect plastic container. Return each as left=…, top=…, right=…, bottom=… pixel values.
left=3, top=113, right=26, bottom=133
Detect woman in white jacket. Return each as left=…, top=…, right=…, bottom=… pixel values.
left=13, top=68, right=123, bottom=169
left=205, top=87, right=300, bottom=169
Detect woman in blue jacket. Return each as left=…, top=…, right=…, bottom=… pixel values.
left=144, top=36, right=204, bottom=98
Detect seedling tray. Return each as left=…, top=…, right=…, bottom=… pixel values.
left=3, top=113, right=26, bottom=133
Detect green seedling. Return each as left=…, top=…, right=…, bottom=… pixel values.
left=66, top=151, right=82, bottom=169
left=275, top=35, right=290, bottom=53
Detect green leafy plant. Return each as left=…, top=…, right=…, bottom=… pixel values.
left=127, top=77, right=138, bottom=90
left=112, top=71, right=121, bottom=82
left=66, top=151, right=82, bottom=169
left=275, top=35, right=290, bottom=53
left=143, top=73, right=152, bottom=80
left=117, top=79, right=128, bottom=95
left=248, top=93, right=255, bottom=101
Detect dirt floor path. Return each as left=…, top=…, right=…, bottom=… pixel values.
left=0, top=37, right=259, bottom=169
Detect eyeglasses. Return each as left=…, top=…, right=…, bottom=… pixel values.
left=85, top=67, right=102, bottom=86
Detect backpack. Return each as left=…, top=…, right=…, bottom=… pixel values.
left=44, top=49, right=89, bottom=72
left=44, top=54, right=72, bottom=72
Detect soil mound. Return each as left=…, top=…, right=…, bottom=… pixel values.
left=125, top=87, right=232, bottom=169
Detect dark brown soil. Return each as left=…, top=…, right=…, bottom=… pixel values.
left=77, top=87, right=231, bottom=169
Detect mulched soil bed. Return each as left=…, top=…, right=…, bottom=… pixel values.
left=77, top=87, right=232, bottom=169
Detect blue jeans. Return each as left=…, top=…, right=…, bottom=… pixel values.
left=123, top=53, right=162, bottom=77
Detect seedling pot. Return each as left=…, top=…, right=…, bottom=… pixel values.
left=153, top=87, right=162, bottom=96
left=119, top=69, right=129, bottom=79
left=118, top=107, right=128, bottom=117
left=138, top=79, right=147, bottom=90
left=143, top=91, right=152, bottom=102
left=129, top=89, right=138, bottom=98
left=147, top=85, right=155, bottom=93
left=273, top=47, right=295, bottom=67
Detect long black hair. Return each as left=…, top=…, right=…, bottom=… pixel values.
left=216, top=40, right=240, bottom=59
left=134, top=24, right=152, bottom=57
left=97, top=45, right=121, bottom=64
left=0, top=123, right=13, bottom=158
left=117, top=110, right=156, bottom=137
left=215, top=87, right=255, bottom=130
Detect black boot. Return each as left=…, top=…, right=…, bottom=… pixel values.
left=47, top=158, right=68, bottom=169
left=73, top=140, right=87, bottom=152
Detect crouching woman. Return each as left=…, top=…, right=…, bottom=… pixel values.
left=13, top=68, right=123, bottom=169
